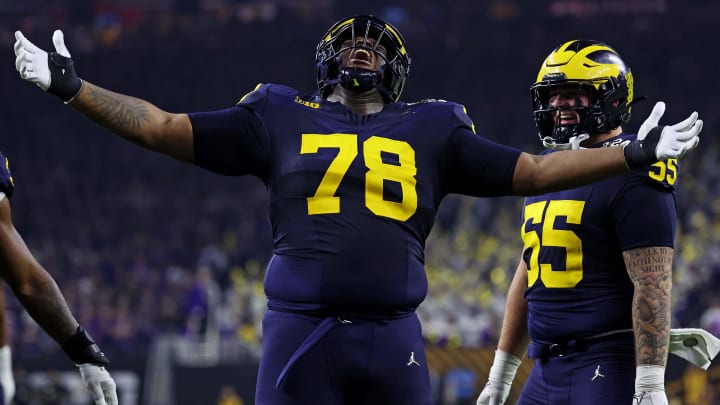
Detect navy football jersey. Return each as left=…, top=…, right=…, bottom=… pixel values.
left=190, top=83, right=521, bottom=315
left=522, top=134, right=677, bottom=343
left=0, top=151, right=14, bottom=198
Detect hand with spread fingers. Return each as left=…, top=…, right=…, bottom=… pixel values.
left=14, top=30, right=83, bottom=102
left=623, top=101, right=702, bottom=169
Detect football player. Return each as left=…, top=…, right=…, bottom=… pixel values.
left=477, top=40, right=677, bottom=405
left=14, top=17, right=700, bottom=405
left=0, top=152, right=117, bottom=405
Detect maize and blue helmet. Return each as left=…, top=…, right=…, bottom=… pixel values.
left=531, top=40, right=636, bottom=148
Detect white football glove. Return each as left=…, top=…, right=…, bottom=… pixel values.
left=624, top=101, right=702, bottom=169
left=78, top=363, right=119, bottom=405
left=14, top=29, right=83, bottom=102
left=633, top=365, right=667, bottom=405
left=476, top=350, right=522, bottom=405
left=0, top=346, right=15, bottom=404
left=638, top=101, right=702, bottom=160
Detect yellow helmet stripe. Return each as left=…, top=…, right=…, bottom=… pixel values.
left=537, top=41, right=623, bottom=86
left=325, top=18, right=355, bottom=41
left=383, top=24, right=407, bottom=55
left=324, top=18, right=406, bottom=55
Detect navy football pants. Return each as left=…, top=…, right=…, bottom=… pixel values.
left=519, top=336, right=636, bottom=404
left=255, top=309, right=433, bottom=405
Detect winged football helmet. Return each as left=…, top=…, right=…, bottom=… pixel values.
left=531, top=39, right=638, bottom=148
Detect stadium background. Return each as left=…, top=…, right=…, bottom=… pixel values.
left=0, top=0, right=719, bottom=404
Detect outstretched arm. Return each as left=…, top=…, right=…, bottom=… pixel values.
left=512, top=102, right=701, bottom=196
left=14, top=30, right=193, bottom=162
left=513, top=146, right=627, bottom=196
left=70, top=81, right=193, bottom=162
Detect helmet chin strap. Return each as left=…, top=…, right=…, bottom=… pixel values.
left=336, top=65, right=394, bottom=102
left=339, top=67, right=382, bottom=92
left=543, top=133, right=590, bottom=150
left=568, top=133, right=590, bottom=150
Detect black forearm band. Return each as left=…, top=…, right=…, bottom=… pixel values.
left=47, top=52, right=83, bottom=102
left=623, top=126, right=665, bottom=170
left=61, top=326, right=110, bottom=366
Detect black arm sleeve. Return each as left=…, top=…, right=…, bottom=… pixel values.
left=442, top=126, right=521, bottom=197
left=190, top=106, right=271, bottom=179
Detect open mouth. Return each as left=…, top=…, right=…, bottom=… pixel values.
left=349, top=58, right=373, bottom=68
left=347, top=47, right=374, bottom=68
left=557, top=112, right=578, bottom=125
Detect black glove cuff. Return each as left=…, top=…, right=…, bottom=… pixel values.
left=61, top=326, right=110, bottom=366
left=48, top=52, right=82, bottom=102
left=623, top=126, right=665, bottom=170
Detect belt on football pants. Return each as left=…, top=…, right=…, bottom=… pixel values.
left=275, top=316, right=343, bottom=389
left=273, top=310, right=413, bottom=389
left=528, top=329, right=633, bottom=361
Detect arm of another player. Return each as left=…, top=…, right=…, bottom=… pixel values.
left=512, top=102, right=701, bottom=196
left=14, top=30, right=193, bottom=163
left=0, top=196, right=118, bottom=405
left=623, top=246, right=672, bottom=405
left=477, top=257, right=529, bottom=405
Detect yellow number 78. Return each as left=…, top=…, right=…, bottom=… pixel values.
left=300, top=133, right=418, bottom=221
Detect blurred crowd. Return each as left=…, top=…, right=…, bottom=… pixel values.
left=0, top=0, right=717, bottom=366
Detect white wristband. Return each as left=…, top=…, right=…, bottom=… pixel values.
left=635, top=365, right=665, bottom=392
left=0, top=346, right=11, bottom=375
left=0, top=345, right=14, bottom=403
left=488, top=349, right=522, bottom=384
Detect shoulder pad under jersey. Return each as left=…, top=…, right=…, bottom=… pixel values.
left=407, top=100, right=476, bottom=134
left=0, top=151, right=15, bottom=198
left=236, top=83, right=302, bottom=111
left=451, top=103, right=476, bottom=134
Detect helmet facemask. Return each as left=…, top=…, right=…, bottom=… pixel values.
left=316, top=15, right=411, bottom=103
left=532, top=81, right=610, bottom=149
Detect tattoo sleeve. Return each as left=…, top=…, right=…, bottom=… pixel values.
left=623, top=246, right=673, bottom=367
left=71, top=81, right=194, bottom=162
left=77, top=82, right=152, bottom=144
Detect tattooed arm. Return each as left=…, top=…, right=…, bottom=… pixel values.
left=70, top=81, right=194, bottom=162
left=623, top=246, right=673, bottom=367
